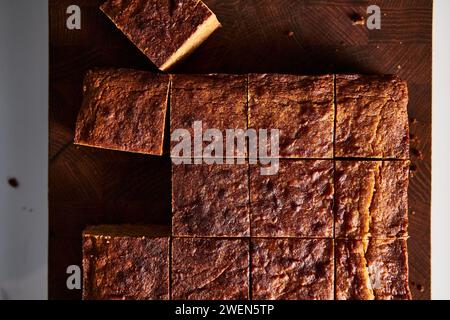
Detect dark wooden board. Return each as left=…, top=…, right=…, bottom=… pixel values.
left=49, top=0, right=432, bottom=299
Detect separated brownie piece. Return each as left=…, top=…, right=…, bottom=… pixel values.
left=170, top=74, right=247, bottom=158
left=336, top=239, right=411, bottom=300
left=335, top=160, right=409, bottom=239
left=335, top=75, right=409, bottom=159
left=101, top=0, right=221, bottom=71
left=74, top=69, right=169, bottom=155
left=172, top=162, right=249, bottom=237
left=172, top=238, right=249, bottom=300
left=248, top=74, right=334, bottom=158
left=251, top=239, right=334, bottom=300
left=250, top=160, right=334, bottom=237
left=82, top=225, right=170, bottom=300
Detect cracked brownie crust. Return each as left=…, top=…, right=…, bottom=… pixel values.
left=336, top=240, right=374, bottom=300
left=336, top=239, right=411, bottom=300
left=172, top=238, right=249, bottom=300
left=336, top=75, right=409, bottom=158
left=250, top=160, right=334, bottom=237
left=248, top=74, right=334, bottom=158
left=335, top=160, right=409, bottom=239
left=172, top=162, right=250, bottom=237
left=251, top=239, right=334, bottom=300
left=82, top=225, right=170, bottom=300
left=101, top=0, right=220, bottom=70
left=74, top=69, right=169, bottom=155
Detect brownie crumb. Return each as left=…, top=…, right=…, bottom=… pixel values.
left=411, top=147, right=423, bottom=159
left=286, top=30, right=294, bottom=37
left=351, top=13, right=365, bottom=26
left=7, top=177, right=19, bottom=188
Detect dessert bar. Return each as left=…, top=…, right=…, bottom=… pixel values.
left=82, top=225, right=170, bottom=300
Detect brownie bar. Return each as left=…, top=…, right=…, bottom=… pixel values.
left=335, top=160, right=409, bottom=239
left=336, top=75, right=409, bottom=159
left=101, top=0, right=221, bottom=71
left=250, top=160, right=334, bottom=237
left=336, top=239, right=411, bottom=300
left=82, top=225, right=170, bottom=300
left=248, top=74, right=334, bottom=158
left=171, top=238, right=249, bottom=300
left=251, top=239, right=334, bottom=300
left=74, top=69, right=169, bottom=155
left=172, top=162, right=250, bottom=237
left=170, top=74, right=247, bottom=158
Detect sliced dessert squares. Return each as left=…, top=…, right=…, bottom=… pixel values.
left=248, top=74, right=334, bottom=158
left=101, top=0, right=221, bottom=71
left=74, top=69, right=169, bottom=155
left=172, top=162, right=249, bottom=237
left=251, top=239, right=334, bottom=300
left=335, top=160, right=409, bottom=239
left=171, top=238, right=249, bottom=300
left=250, top=160, right=334, bottom=237
left=170, top=74, right=247, bottom=158
left=336, top=239, right=411, bottom=300
left=82, top=225, right=170, bottom=300
left=335, top=75, right=409, bottom=159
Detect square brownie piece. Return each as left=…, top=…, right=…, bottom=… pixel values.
left=336, top=239, right=411, bottom=300
left=251, top=239, right=334, bottom=300
left=82, top=225, right=170, bottom=300
left=74, top=69, right=169, bottom=155
left=101, top=0, right=221, bottom=71
left=172, top=238, right=249, bottom=300
left=172, top=162, right=249, bottom=237
left=248, top=74, right=334, bottom=158
left=335, top=161, right=409, bottom=239
left=250, top=160, right=334, bottom=237
left=335, top=75, right=409, bottom=159
left=170, top=74, right=248, bottom=158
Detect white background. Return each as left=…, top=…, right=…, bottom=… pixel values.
left=0, top=0, right=449, bottom=299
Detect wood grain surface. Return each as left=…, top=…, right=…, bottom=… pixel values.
left=49, top=0, right=432, bottom=299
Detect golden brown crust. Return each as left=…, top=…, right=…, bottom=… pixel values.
left=170, top=74, right=247, bottom=158
left=335, top=240, right=374, bottom=300
left=82, top=225, right=170, bottom=300
left=172, top=163, right=250, bottom=237
left=74, top=69, right=169, bottom=155
left=250, top=160, right=334, bottom=237
left=251, top=239, right=334, bottom=300
left=100, top=0, right=220, bottom=70
left=335, top=160, right=409, bottom=239
left=366, top=239, right=411, bottom=300
left=248, top=74, right=334, bottom=158
left=171, top=238, right=249, bottom=300
left=335, top=161, right=379, bottom=238
left=336, top=75, right=409, bottom=159
left=335, top=239, right=411, bottom=300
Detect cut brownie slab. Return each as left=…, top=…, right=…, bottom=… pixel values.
left=250, top=160, right=334, bottom=237
left=336, top=239, right=411, bottom=300
left=170, top=74, right=247, bottom=158
left=335, top=75, right=409, bottom=159
left=335, top=160, right=409, bottom=239
left=82, top=225, right=170, bottom=300
left=248, top=74, right=334, bottom=158
left=172, top=238, right=249, bottom=300
left=101, top=0, right=221, bottom=71
left=251, top=238, right=334, bottom=300
left=74, top=69, right=169, bottom=155
left=172, top=162, right=249, bottom=237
